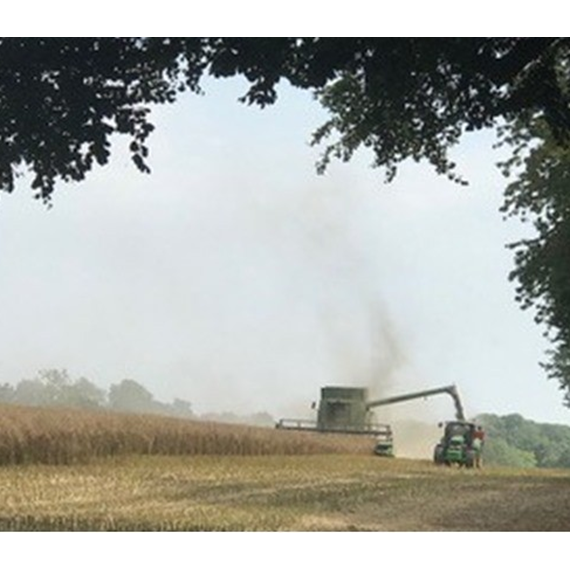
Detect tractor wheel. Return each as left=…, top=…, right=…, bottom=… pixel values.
left=433, top=444, right=444, bottom=465
left=465, top=451, right=475, bottom=469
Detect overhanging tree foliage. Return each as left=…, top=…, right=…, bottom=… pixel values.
left=500, top=116, right=570, bottom=403
left=1, top=38, right=569, bottom=201
left=1, top=37, right=570, bottom=403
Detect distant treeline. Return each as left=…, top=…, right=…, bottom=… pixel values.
left=0, top=369, right=194, bottom=418
left=476, top=413, right=570, bottom=469
left=0, top=369, right=274, bottom=427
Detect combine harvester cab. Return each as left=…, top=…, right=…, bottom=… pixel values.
left=276, top=386, right=391, bottom=436
left=276, top=386, right=394, bottom=455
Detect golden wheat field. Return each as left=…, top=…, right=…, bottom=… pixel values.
left=1, top=403, right=570, bottom=531
left=0, top=403, right=375, bottom=465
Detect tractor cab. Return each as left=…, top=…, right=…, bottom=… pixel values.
left=433, top=420, right=482, bottom=468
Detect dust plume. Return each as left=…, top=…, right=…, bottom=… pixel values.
left=390, top=420, right=442, bottom=459
left=281, top=182, right=413, bottom=398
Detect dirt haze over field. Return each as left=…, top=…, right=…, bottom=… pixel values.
left=391, top=420, right=442, bottom=459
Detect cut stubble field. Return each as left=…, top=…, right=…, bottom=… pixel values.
left=1, top=454, right=570, bottom=531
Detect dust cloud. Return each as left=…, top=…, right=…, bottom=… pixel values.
left=0, top=150, right=437, bottom=434
left=390, top=420, right=442, bottom=459
left=246, top=180, right=447, bottom=455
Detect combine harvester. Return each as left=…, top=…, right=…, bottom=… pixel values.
left=276, top=384, right=470, bottom=458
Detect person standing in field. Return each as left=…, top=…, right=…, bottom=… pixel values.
left=472, top=425, right=485, bottom=468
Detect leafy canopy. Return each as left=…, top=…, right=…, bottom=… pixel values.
left=499, top=116, right=570, bottom=403
left=1, top=38, right=568, bottom=202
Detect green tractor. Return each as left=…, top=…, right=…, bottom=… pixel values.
left=433, top=421, right=484, bottom=468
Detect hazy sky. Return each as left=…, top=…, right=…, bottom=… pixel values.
left=0, top=76, right=568, bottom=425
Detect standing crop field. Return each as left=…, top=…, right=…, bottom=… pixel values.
left=0, top=404, right=375, bottom=465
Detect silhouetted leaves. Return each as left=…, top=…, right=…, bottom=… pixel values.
left=500, top=117, right=570, bottom=402
left=1, top=38, right=569, bottom=202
